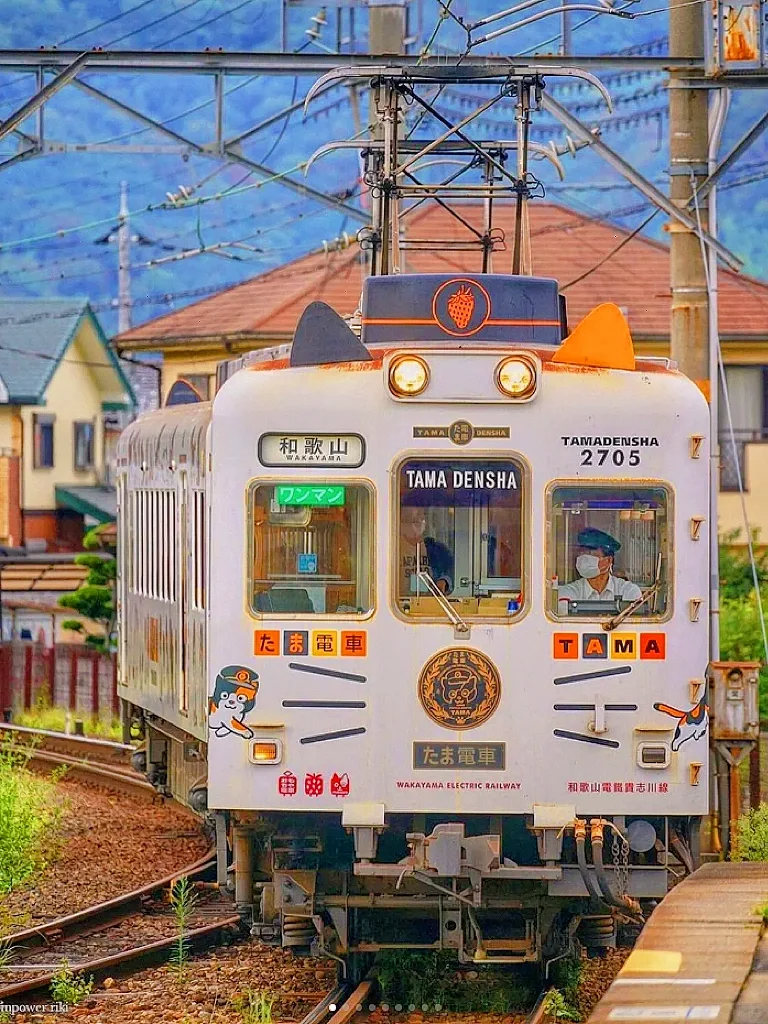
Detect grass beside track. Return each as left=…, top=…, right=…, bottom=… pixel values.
left=0, top=742, right=64, bottom=896
left=13, top=706, right=122, bottom=742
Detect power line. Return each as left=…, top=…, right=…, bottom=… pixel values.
left=152, top=0, right=262, bottom=48
left=0, top=196, right=311, bottom=280
left=104, top=0, right=211, bottom=47
left=58, top=0, right=163, bottom=45
left=561, top=210, right=659, bottom=289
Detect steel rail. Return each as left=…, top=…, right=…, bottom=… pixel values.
left=0, top=724, right=176, bottom=803
left=0, top=723, right=133, bottom=767
left=327, top=979, right=377, bottom=1023
left=527, top=987, right=556, bottom=1024
left=0, top=849, right=226, bottom=1000
left=0, top=916, right=240, bottom=1000
left=9, top=745, right=159, bottom=800
left=2, top=849, right=216, bottom=952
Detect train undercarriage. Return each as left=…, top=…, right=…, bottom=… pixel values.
left=130, top=709, right=699, bottom=977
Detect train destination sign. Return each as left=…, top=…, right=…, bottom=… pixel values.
left=259, top=433, right=365, bottom=467
left=405, top=467, right=518, bottom=490
left=275, top=485, right=345, bottom=507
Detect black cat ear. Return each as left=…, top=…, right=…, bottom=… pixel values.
left=290, top=301, right=372, bottom=367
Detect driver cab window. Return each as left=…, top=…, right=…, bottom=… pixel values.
left=549, top=484, right=671, bottom=620
left=397, top=457, right=524, bottom=620
left=249, top=482, right=373, bottom=616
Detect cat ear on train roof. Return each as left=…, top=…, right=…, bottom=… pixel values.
left=551, top=302, right=635, bottom=372
left=290, top=301, right=373, bottom=368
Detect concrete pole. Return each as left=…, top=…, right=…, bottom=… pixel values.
left=368, top=0, right=407, bottom=55
left=368, top=2, right=406, bottom=275
left=117, top=180, right=132, bottom=335
left=668, top=0, right=710, bottom=391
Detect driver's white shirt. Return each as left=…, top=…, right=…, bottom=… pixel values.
left=557, top=574, right=642, bottom=603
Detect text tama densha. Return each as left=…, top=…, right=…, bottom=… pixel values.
left=405, top=468, right=518, bottom=490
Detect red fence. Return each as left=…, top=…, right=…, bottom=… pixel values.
left=0, top=642, right=118, bottom=719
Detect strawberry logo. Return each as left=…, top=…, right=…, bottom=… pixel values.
left=446, top=284, right=476, bottom=330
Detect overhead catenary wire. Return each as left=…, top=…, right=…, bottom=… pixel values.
left=0, top=114, right=374, bottom=255
left=57, top=0, right=163, bottom=45
left=103, top=0, right=211, bottom=47
left=560, top=209, right=658, bottom=288
left=151, top=0, right=262, bottom=49
left=0, top=196, right=311, bottom=281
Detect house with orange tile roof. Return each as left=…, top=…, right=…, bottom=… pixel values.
left=114, top=201, right=768, bottom=541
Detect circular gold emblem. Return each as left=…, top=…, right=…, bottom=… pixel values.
left=418, top=648, right=501, bottom=730
left=449, top=420, right=474, bottom=445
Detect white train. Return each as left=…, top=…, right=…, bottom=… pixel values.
left=117, top=270, right=709, bottom=973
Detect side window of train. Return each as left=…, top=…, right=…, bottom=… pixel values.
left=548, top=483, right=672, bottom=621
left=248, top=481, right=374, bottom=617
left=396, top=456, right=525, bottom=620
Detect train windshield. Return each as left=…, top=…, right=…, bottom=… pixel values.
left=249, top=482, right=373, bottom=616
left=548, top=484, right=671, bottom=619
left=396, top=457, right=524, bottom=620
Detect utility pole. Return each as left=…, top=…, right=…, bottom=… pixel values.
left=367, top=1, right=406, bottom=274
left=117, top=180, right=132, bottom=335
left=368, top=0, right=407, bottom=54
left=560, top=0, right=572, bottom=56
left=668, top=0, right=710, bottom=391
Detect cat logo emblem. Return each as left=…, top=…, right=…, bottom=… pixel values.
left=419, top=648, right=501, bottom=730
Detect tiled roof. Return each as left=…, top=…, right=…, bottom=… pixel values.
left=0, top=561, right=89, bottom=592
left=0, top=300, right=88, bottom=402
left=0, top=299, right=136, bottom=405
left=115, top=202, right=768, bottom=347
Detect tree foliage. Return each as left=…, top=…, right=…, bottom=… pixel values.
left=57, top=524, right=116, bottom=651
left=718, top=533, right=768, bottom=720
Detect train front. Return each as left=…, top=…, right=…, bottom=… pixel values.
left=207, top=272, right=710, bottom=968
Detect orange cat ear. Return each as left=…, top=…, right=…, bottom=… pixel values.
left=552, top=303, right=635, bottom=371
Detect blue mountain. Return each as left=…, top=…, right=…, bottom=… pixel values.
left=0, top=0, right=763, bottom=335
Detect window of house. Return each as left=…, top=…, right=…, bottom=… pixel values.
left=182, top=375, right=211, bottom=401
left=74, top=421, right=95, bottom=471
left=548, top=483, right=671, bottom=620
left=33, top=414, right=55, bottom=469
left=719, top=366, right=768, bottom=491
left=249, top=481, right=373, bottom=616
left=396, top=457, right=525, bottom=620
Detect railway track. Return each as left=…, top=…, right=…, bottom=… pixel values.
left=0, top=722, right=159, bottom=801
left=299, top=976, right=551, bottom=1024
left=300, top=980, right=376, bottom=1024
left=0, top=849, right=240, bottom=1001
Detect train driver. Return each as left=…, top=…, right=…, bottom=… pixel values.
left=557, top=528, right=641, bottom=608
left=400, top=505, right=454, bottom=596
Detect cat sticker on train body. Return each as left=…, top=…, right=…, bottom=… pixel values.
left=209, top=666, right=259, bottom=739
left=653, top=700, right=709, bottom=751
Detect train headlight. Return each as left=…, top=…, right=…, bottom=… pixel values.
left=495, top=356, right=537, bottom=399
left=249, top=739, right=283, bottom=765
left=389, top=355, right=429, bottom=397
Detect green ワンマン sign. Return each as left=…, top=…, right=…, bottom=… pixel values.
left=275, top=485, right=346, bottom=507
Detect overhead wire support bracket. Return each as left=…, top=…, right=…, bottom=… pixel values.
left=540, top=92, right=743, bottom=271
left=0, top=51, right=89, bottom=145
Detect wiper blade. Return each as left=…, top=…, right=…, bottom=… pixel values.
left=602, top=581, right=662, bottom=632
left=416, top=570, right=469, bottom=634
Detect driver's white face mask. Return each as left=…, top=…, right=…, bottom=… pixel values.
left=576, top=554, right=602, bottom=579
